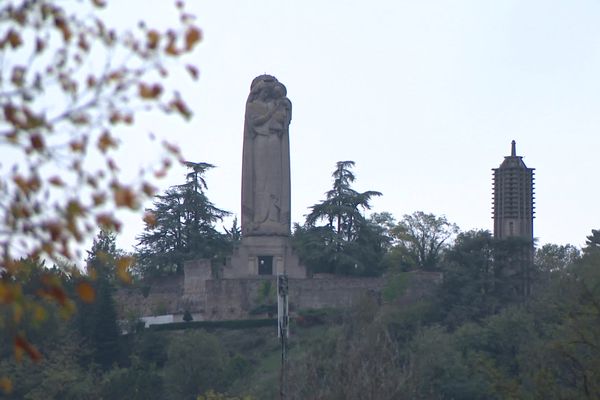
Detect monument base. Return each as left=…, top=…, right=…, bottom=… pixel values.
left=225, top=235, right=307, bottom=279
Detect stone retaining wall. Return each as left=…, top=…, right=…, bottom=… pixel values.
left=115, top=271, right=441, bottom=322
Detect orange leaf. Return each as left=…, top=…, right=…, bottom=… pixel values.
left=54, top=17, right=72, bottom=42
left=92, top=192, right=106, bottom=206
left=14, top=335, right=42, bottom=363
left=184, top=26, right=202, bottom=51
left=30, top=133, right=45, bottom=151
left=97, top=130, right=117, bottom=152
left=45, top=286, right=68, bottom=306
left=70, top=139, right=86, bottom=152
left=147, top=30, right=160, bottom=50
left=71, top=113, right=90, bottom=125
left=77, top=34, right=89, bottom=51
left=86, top=75, right=96, bottom=88
left=76, top=282, right=96, bottom=303
left=139, top=83, right=163, bottom=99
left=170, top=98, right=192, bottom=120
left=0, top=282, right=20, bottom=304
left=11, top=66, right=25, bottom=87
left=66, top=199, right=85, bottom=218
left=13, top=303, right=23, bottom=323
left=165, top=32, right=179, bottom=55
left=114, top=186, right=138, bottom=209
left=35, top=38, right=46, bottom=53
left=162, top=140, right=180, bottom=155
left=49, top=176, right=64, bottom=186
left=142, top=183, right=157, bottom=196
left=143, top=211, right=157, bottom=227
left=33, top=305, right=47, bottom=322
left=43, top=221, right=63, bottom=241
left=0, top=376, right=12, bottom=395
left=6, top=29, right=22, bottom=48
left=186, top=64, right=199, bottom=80
left=107, top=158, right=119, bottom=172
left=116, top=256, right=134, bottom=284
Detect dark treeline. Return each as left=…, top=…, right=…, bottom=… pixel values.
left=1, top=160, right=599, bottom=399
left=2, top=228, right=598, bottom=399
left=287, top=230, right=600, bottom=399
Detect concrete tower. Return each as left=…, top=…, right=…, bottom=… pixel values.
left=492, top=140, right=535, bottom=296
left=492, top=140, right=535, bottom=241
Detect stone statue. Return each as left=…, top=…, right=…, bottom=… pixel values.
left=241, top=75, right=292, bottom=236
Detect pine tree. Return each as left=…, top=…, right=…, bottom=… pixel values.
left=76, top=230, right=122, bottom=370
left=296, top=161, right=385, bottom=275
left=136, top=162, right=231, bottom=277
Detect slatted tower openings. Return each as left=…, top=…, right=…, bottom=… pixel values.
left=492, top=140, right=535, bottom=297
left=492, top=140, right=535, bottom=241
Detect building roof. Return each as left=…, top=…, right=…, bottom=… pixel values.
left=494, top=140, right=533, bottom=170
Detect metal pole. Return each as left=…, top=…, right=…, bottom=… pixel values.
left=278, top=274, right=289, bottom=400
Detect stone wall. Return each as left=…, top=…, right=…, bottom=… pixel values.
left=115, top=271, right=442, bottom=322
left=115, top=274, right=183, bottom=319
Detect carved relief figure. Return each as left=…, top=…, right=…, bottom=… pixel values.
left=241, top=75, right=292, bottom=236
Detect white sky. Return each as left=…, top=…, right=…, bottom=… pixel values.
left=109, top=0, right=600, bottom=251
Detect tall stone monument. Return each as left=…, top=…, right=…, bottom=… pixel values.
left=225, top=75, right=306, bottom=279
left=241, top=74, right=292, bottom=236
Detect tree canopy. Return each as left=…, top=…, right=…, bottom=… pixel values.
left=135, top=162, right=231, bottom=277
left=389, top=211, right=459, bottom=271
left=294, top=161, right=387, bottom=276
left=0, top=0, right=201, bottom=369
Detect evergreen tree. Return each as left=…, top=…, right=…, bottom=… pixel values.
left=305, top=161, right=382, bottom=242
left=584, top=228, right=600, bottom=255
left=136, top=162, right=231, bottom=277
left=76, top=230, right=122, bottom=370
left=295, top=161, right=385, bottom=275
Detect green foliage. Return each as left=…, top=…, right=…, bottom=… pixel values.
left=435, top=230, right=536, bottom=328
left=305, top=161, right=382, bottom=241
left=535, top=242, right=581, bottom=274
left=136, top=162, right=231, bottom=277
left=382, top=300, right=436, bottom=345
left=132, top=331, right=169, bottom=368
left=436, top=230, right=499, bottom=327
left=224, top=354, right=252, bottom=383
left=163, top=330, right=227, bottom=400
left=224, top=217, right=242, bottom=244
left=256, top=280, right=275, bottom=304
left=183, top=309, right=194, bottom=322
left=584, top=228, right=600, bottom=255
left=389, top=211, right=459, bottom=271
left=288, top=297, right=406, bottom=400
left=406, top=325, right=490, bottom=399
left=382, top=272, right=412, bottom=302
left=0, top=327, right=98, bottom=400
left=76, top=231, right=122, bottom=370
left=197, top=390, right=255, bottom=400
left=0, top=0, right=201, bottom=368
left=295, top=308, right=329, bottom=327
left=101, top=359, right=164, bottom=400
left=294, top=161, right=387, bottom=276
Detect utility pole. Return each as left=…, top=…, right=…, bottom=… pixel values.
left=277, top=274, right=289, bottom=400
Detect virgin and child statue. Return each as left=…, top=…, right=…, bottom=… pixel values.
left=241, top=75, right=292, bottom=236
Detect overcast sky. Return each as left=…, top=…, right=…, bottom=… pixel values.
left=110, top=0, right=600, bottom=251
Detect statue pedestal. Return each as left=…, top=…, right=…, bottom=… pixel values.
left=225, top=235, right=307, bottom=279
